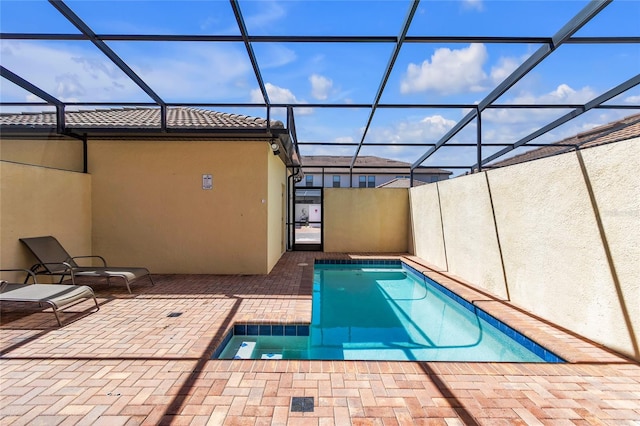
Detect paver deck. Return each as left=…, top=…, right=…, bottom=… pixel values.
left=1, top=252, right=639, bottom=425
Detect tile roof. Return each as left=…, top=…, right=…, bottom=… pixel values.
left=0, top=107, right=281, bottom=130
left=301, top=155, right=452, bottom=175
left=488, top=113, right=640, bottom=168
left=376, top=178, right=428, bottom=188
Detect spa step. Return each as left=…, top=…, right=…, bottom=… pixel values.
left=233, top=341, right=256, bottom=359
left=261, top=353, right=283, bottom=359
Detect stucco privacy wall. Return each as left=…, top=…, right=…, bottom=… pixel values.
left=408, top=183, right=447, bottom=271
left=88, top=140, right=273, bottom=275
left=0, top=161, right=91, bottom=282
left=266, top=149, right=287, bottom=272
left=0, top=138, right=85, bottom=172
left=410, top=139, right=640, bottom=361
left=450, top=173, right=508, bottom=297
left=324, top=188, right=409, bottom=253
left=579, top=139, right=640, bottom=352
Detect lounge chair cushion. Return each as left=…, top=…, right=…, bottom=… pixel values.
left=0, top=283, right=96, bottom=310
left=70, top=267, right=150, bottom=282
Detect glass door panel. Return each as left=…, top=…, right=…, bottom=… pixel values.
left=294, top=188, right=322, bottom=250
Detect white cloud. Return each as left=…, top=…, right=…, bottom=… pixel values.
left=54, top=74, right=85, bottom=101
left=256, top=44, right=297, bottom=69
left=368, top=114, right=456, bottom=145
left=0, top=40, right=255, bottom=103
left=482, top=110, right=631, bottom=163
left=490, top=56, right=522, bottom=85
left=25, top=94, right=41, bottom=103
left=129, top=43, right=252, bottom=101
left=420, top=115, right=458, bottom=134
left=0, top=40, right=145, bottom=103
left=251, top=82, right=296, bottom=103
left=473, top=83, right=608, bottom=150
left=251, top=83, right=313, bottom=115
left=624, top=94, right=640, bottom=104
left=298, top=114, right=458, bottom=162
left=462, top=0, right=484, bottom=11
left=521, top=83, right=595, bottom=106
left=244, top=1, right=286, bottom=30
left=400, top=44, right=488, bottom=95
left=483, top=83, right=598, bottom=126
left=309, top=74, right=333, bottom=100
left=334, top=136, right=354, bottom=144
left=543, top=84, right=596, bottom=104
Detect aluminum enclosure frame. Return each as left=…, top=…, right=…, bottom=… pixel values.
left=1, top=0, right=638, bottom=179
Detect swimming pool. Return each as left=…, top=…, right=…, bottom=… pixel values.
left=214, top=260, right=563, bottom=362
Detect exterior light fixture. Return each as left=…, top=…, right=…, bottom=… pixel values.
left=270, top=141, right=280, bottom=155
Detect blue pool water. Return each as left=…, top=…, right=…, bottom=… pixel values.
left=215, top=261, right=563, bottom=362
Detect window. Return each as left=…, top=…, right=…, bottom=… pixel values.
left=333, top=175, right=341, bottom=188
left=305, top=175, right=313, bottom=186
left=359, top=175, right=376, bottom=187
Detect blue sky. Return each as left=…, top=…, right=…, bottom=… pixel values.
left=1, top=0, right=639, bottom=170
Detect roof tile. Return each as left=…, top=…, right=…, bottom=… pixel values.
left=0, top=107, right=279, bottom=129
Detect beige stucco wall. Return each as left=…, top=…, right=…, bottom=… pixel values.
left=411, top=173, right=508, bottom=297
left=489, top=141, right=639, bottom=360
left=88, top=140, right=273, bottom=274
left=0, top=161, right=91, bottom=282
left=579, top=140, right=640, bottom=355
left=0, top=137, right=85, bottom=172
left=324, top=188, right=409, bottom=253
left=438, top=172, right=509, bottom=298
left=266, top=151, right=287, bottom=272
left=409, top=182, right=447, bottom=271
left=409, top=139, right=640, bottom=361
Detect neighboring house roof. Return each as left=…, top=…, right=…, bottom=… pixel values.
left=488, top=113, right=640, bottom=168
left=0, top=107, right=282, bottom=131
left=376, top=178, right=428, bottom=188
left=301, top=155, right=452, bottom=175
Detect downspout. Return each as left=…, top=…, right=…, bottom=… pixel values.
left=287, top=169, right=296, bottom=251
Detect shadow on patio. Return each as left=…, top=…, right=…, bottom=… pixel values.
left=1, top=252, right=638, bottom=424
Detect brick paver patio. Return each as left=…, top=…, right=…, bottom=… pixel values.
left=1, top=252, right=639, bottom=425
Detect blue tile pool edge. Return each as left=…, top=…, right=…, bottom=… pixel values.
left=314, top=259, right=564, bottom=363
left=211, top=323, right=310, bottom=359
left=400, top=262, right=565, bottom=363
left=212, top=260, right=565, bottom=363
left=314, top=259, right=402, bottom=266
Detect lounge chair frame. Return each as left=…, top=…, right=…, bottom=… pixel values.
left=20, top=236, right=154, bottom=293
left=0, top=269, right=99, bottom=326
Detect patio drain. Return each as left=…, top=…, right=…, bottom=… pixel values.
left=167, top=312, right=183, bottom=317
left=290, top=396, right=314, bottom=412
